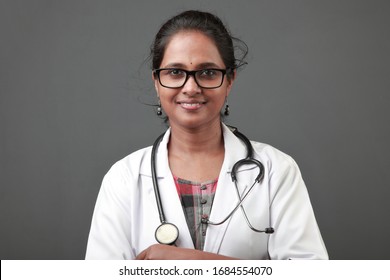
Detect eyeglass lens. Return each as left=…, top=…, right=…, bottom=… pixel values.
left=158, top=69, right=224, bottom=89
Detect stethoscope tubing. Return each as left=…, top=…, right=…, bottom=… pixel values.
left=151, top=125, right=274, bottom=244
left=151, top=132, right=167, bottom=224
left=203, top=179, right=259, bottom=226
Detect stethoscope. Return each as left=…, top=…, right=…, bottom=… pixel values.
left=152, top=125, right=274, bottom=245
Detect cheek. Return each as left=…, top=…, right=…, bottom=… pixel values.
left=157, top=88, right=177, bottom=106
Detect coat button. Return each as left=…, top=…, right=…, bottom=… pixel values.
left=200, top=199, right=207, bottom=204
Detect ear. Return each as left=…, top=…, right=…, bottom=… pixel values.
left=226, top=69, right=236, bottom=97
left=152, top=71, right=159, bottom=96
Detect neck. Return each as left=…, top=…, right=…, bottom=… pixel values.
left=168, top=121, right=224, bottom=155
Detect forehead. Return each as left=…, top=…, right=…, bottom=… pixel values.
left=160, top=31, right=225, bottom=68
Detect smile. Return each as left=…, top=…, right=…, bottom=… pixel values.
left=177, top=102, right=206, bottom=110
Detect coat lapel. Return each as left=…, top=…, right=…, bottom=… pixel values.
left=142, top=129, right=194, bottom=249
left=204, top=124, right=251, bottom=253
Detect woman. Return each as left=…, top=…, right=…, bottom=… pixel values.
left=85, top=10, right=328, bottom=260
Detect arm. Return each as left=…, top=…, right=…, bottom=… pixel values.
left=267, top=153, right=328, bottom=259
left=85, top=163, right=135, bottom=259
left=136, top=244, right=237, bottom=260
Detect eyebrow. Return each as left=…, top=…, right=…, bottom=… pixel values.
left=162, top=62, right=224, bottom=69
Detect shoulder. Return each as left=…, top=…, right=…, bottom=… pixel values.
left=103, top=146, right=153, bottom=183
left=250, top=140, right=302, bottom=179
left=251, top=141, right=296, bottom=165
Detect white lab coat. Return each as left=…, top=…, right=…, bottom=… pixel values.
left=86, top=124, right=328, bottom=259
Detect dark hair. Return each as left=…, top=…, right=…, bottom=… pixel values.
left=150, top=10, right=248, bottom=79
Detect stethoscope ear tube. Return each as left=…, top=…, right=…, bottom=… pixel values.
left=231, top=158, right=264, bottom=183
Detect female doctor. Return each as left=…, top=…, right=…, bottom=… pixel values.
left=85, top=10, right=328, bottom=260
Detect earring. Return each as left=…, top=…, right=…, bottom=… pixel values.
left=224, top=103, right=230, bottom=116
left=157, top=100, right=162, bottom=116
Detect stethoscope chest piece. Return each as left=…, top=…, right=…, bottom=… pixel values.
left=155, top=222, right=179, bottom=245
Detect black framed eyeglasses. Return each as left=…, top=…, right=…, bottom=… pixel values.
left=153, top=68, right=229, bottom=89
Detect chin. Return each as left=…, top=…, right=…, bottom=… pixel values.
left=173, top=116, right=221, bottom=130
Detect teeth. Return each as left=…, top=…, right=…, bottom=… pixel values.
left=180, top=102, right=203, bottom=109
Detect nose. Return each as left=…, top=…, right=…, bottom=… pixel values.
left=182, top=75, right=201, bottom=95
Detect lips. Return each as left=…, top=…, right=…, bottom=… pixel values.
left=177, top=101, right=206, bottom=110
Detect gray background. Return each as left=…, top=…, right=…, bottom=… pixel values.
left=1, top=0, right=389, bottom=260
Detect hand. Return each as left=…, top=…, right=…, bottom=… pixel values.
left=135, top=244, right=236, bottom=260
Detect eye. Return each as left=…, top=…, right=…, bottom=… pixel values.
left=159, top=69, right=186, bottom=80
left=198, top=69, right=218, bottom=79
left=168, top=69, right=185, bottom=76
left=201, top=69, right=216, bottom=76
